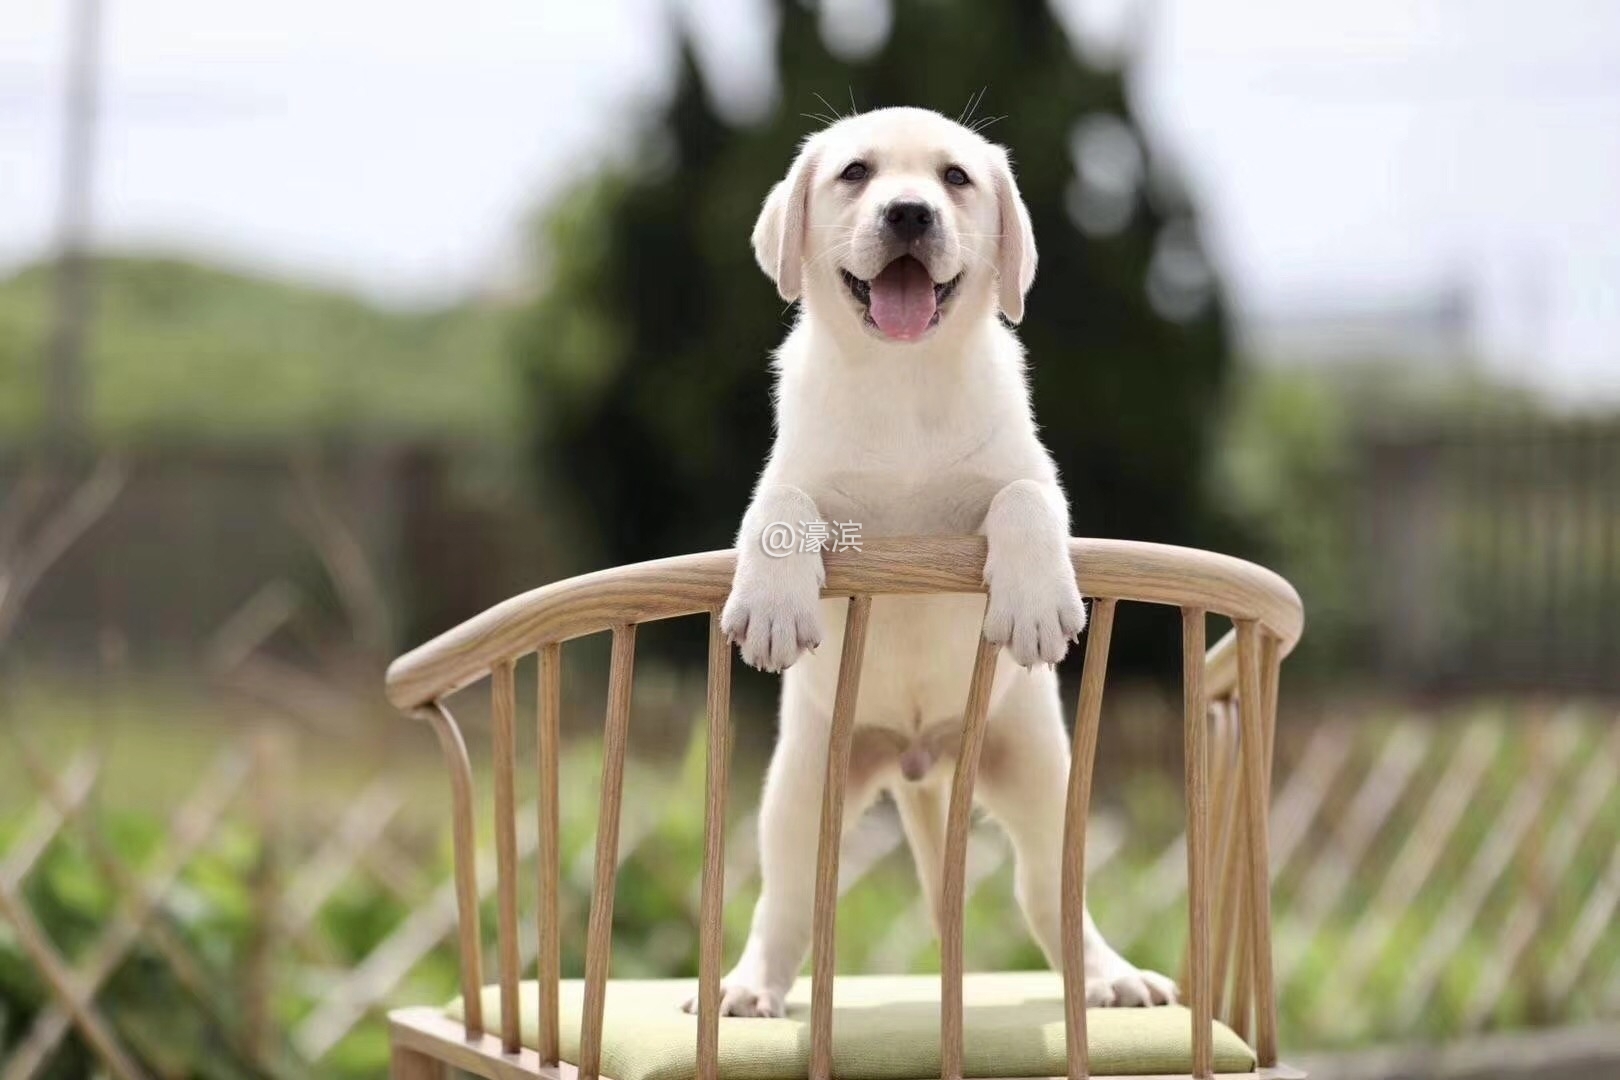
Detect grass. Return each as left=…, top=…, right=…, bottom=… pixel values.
left=0, top=256, right=515, bottom=445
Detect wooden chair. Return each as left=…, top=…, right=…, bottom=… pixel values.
left=382, top=536, right=1305, bottom=1080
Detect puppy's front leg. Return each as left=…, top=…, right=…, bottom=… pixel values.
left=982, top=478, right=1086, bottom=667
left=722, top=484, right=825, bottom=672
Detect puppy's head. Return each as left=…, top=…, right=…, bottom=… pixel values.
left=753, top=107, right=1036, bottom=342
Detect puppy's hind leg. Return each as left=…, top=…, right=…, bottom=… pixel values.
left=685, top=684, right=879, bottom=1018
left=975, top=670, right=1178, bottom=1007
left=893, top=778, right=948, bottom=937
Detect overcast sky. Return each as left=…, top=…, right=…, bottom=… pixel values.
left=2, top=0, right=1617, bottom=399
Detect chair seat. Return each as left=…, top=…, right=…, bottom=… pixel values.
left=445, top=971, right=1256, bottom=1079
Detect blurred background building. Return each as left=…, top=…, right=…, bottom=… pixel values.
left=1, top=2, right=1617, bottom=1078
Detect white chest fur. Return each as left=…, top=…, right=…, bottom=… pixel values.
left=765, top=318, right=1056, bottom=731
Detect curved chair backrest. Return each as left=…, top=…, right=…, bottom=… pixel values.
left=385, top=536, right=1303, bottom=1080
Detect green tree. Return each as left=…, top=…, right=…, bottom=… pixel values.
left=516, top=0, right=1231, bottom=667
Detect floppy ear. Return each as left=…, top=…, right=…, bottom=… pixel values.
left=992, top=148, right=1037, bottom=323
left=752, top=138, right=821, bottom=303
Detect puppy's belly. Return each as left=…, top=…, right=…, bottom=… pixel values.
left=787, top=593, right=1020, bottom=731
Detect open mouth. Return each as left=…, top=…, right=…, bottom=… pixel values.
left=841, top=256, right=962, bottom=341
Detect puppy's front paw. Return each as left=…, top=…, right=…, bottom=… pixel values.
left=721, top=560, right=823, bottom=673
left=1096, top=963, right=1178, bottom=1007
left=982, top=553, right=1086, bottom=667
left=680, top=981, right=787, bottom=1018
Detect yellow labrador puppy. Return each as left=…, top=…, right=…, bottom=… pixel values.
left=692, top=107, right=1177, bottom=1017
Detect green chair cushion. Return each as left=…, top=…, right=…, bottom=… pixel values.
left=445, top=971, right=1256, bottom=1079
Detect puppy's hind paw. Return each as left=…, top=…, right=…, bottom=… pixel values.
left=681, top=982, right=786, bottom=1018
left=1102, top=966, right=1178, bottom=1007
left=1084, top=977, right=1119, bottom=1007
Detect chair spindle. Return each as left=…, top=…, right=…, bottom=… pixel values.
left=537, top=642, right=563, bottom=1065
left=1236, top=620, right=1278, bottom=1066
left=424, top=702, right=484, bottom=1038
left=1181, top=610, right=1213, bottom=1079
left=696, top=611, right=734, bottom=1080
left=939, top=631, right=1004, bottom=1080
left=809, top=596, right=874, bottom=1080
left=1209, top=702, right=1245, bottom=1025
left=1061, top=597, right=1117, bottom=1080
left=580, top=625, right=638, bottom=1080
left=492, top=659, right=522, bottom=1053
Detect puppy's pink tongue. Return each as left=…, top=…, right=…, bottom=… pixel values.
left=868, top=257, right=936, bottom=340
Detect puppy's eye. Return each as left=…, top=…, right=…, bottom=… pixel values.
left=839, top=161, right=869, bottom=183
left=943, top=165, right=970, bottom=187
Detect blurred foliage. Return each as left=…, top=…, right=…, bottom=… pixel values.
left=1212, top=366, right=1364, bottom=673
left=0, top=816, right=271, bottom=1079
left=516, top=0, right=1233, bottom=671
left=0, top=257, right=511, bottom=444
left=0, top=787, right=457, bottom=1080
left=1211, top=359, right=1550, bottom=675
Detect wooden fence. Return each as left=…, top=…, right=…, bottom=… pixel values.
left=9, top=418, right=1618, bottom=695
left=3, top=705, right=1618, bottom=1078
left=0, top=444, right=551, bottom=666
left=1362, top=419, right=1620, bottom=693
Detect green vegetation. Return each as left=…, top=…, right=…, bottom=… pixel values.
left=0, top=257, right=513, bottom=444
left=1209, top=360, right=1572, bottom=677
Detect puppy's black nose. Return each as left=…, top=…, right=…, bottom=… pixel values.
left=884, top=200, right=934, bottom=242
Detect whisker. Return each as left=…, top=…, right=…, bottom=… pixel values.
left=812, top=91, right=845, bottom=124
left=805, top=238, right=849, bottom=256
left=953, top=245, right=1000, bottom=278
left=806, top=250, right=855, bottom=273
left=803, top=240, right=856, bottom=273
left=959, top=86, right=988, bottom=126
